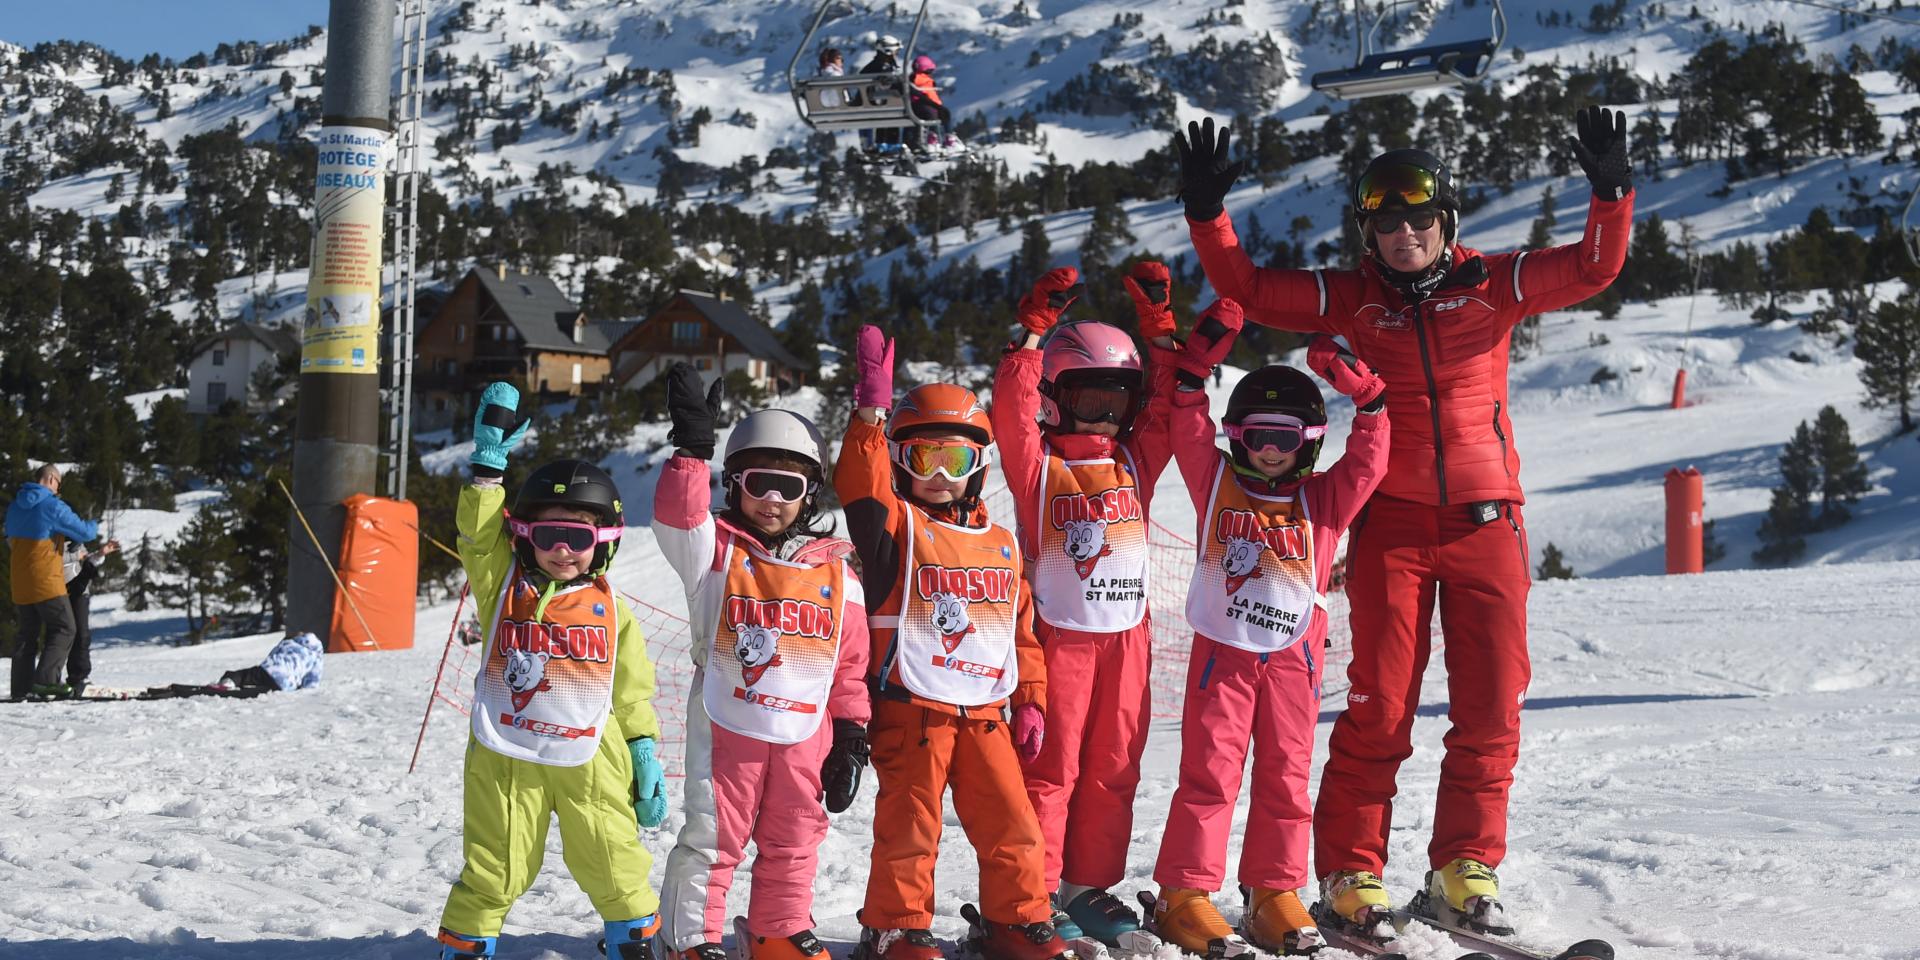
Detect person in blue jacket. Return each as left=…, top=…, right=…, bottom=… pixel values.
left=7, top=464, right=101, bottom=700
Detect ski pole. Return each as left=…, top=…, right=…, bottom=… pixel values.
left=274, top=475, right=382, bottom=651
left=409, top=582, right=469, bottom=775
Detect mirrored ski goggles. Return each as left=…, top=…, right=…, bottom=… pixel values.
left=890, top=438, right=990, bottom=481
left=1354, top=162, right=1441, bottom=213
left=1368, top=209, right=1439, bottom=234
left=509, top=518, right=623, bottom=553
left=1058, top=383, right=1140, bottom=425
left=732, top=468, right=816, bottom=504
left=1225, top=415, right=1326, bottom=455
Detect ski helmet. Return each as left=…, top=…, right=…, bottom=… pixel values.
left=1351, top=148, right=1460, bottom=247
left=912, top=54, right=937, bottom=73
left=876, top=34, right=902, bottom=55
left=1224, top=366, right=1327, bottom=483
left=1038, top=321, right=1145, bottom=433
left=722, top=409, right=828, bottom=523
left=888, top=383, right=994, bottom=501
left=511, top=459, right=625, bottom=578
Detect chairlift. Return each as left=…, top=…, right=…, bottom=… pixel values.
left=1311, top=0, right=1508, bottom=100
left=787, top=0, right=934, bottom=135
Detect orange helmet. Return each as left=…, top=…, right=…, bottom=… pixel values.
left=887, top=383, right=993, bottom=445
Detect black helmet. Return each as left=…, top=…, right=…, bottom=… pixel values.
left=511, top=459, right=624, bottom=578
left=1352, top=148, right=1460, bottom=245
left=1225, top=365, right=1327, bottom=483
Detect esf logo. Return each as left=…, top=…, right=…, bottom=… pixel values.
left=930, top=654, right=1004, bottom=680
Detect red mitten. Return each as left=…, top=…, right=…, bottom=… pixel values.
left=1171, top=298, right=1244, bottom=387
left=1012, top=703, right=1045, bottom=763
left=1122, top=261, right=1176, bottom=341
left=1307, top=335, right=1386, bottom=409
left=1017, top=266, right=1082, bottom=336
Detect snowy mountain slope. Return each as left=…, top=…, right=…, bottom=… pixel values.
left=5, top=545, right=1916, bottom=958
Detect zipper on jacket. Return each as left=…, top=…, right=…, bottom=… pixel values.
left=1197, top=648, right=1218, bottom=690
left=1411, top=303, right=1449, bottom=504
left=1302, top=642, right=1317, bottom=699
left=1506, top=505, right=1526, bottom=568
left=1493, top=399, right=1511, bottom=478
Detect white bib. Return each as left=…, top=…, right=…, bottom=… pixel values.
left=472, top=568, right=621, bottom=766
left=889, top=507, right=1022, bottom=705
left=1184, top=460, right=1323, bottom=654
left=701, top=539, right=846, bottom=744
left=1030, top=446, right=1149, bottom=632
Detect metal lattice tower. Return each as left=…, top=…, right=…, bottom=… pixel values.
left=384, top=0, right=428, bottom=500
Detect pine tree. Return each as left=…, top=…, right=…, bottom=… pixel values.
left=1525, top=185, right=1556, bottom=251
left=1753, top=420, right=1819, bottom=565
left=1812, top=405, right=1871, bottom=527
left=159, top=504, right=240, bottom=642
left=1535, top=542, right=1575, bottom=580
left=1855, top=288, right=1920, bottom=433
left=124, top=533, right=156, bottom=612
left=1701, top=518, right=1727, bottom=566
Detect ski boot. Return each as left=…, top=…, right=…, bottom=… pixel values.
left=853, top=927, right=947, bottom=960
left=1139, top=888, right=1253, bottom=959
left=960, top=904, right=1069, bottom=960
left=27, top=682, right=72, bottom=701
left=682, top=945, right=729, bottom=960
left=600, top=915, right=663, bottom=960
left=1237, top=886, right=1322, bottom=955
left=1059, top=885, right=1160, bottom=956
left=1422, top=858, right=1513, bottom=936
left=1048, top=891, right=1086, bottom=941
left=733, top=917, right=828, bottom=960
left=437, top=928, right=497, bottom=959
left=1310, top=871, right=1394, bottom=946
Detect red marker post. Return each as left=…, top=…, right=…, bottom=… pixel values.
left=1664, top=467, right=1704, bottom=574
left=1671, top=368, right=1688, bottom=409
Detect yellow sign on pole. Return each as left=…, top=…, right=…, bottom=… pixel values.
left=304, top=125, right=390, bottom=374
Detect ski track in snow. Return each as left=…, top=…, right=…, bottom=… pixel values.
left=4, top=559, right=1918, bottom=959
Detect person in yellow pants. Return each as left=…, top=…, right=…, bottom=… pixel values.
left=438, top=381, right=670, bottom=960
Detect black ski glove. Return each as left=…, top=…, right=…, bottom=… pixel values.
left=666, top=362, right=724, bottom=460
left=1569, top=105, right=1632, bottom=202
left=820, top=718, right=870, bottom=814
left=1175, top=117, right=1245, bottom=223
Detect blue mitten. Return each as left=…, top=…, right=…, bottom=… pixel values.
left=470, top=381, right=531, bottom=475
left=628, top=737, right=668, bottom=828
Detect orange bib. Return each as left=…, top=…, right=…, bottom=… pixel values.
left=1032, top=447, right=1149, bottom=632
left=472, top=568, right=621, bottom=766
left=1185, top=460, right=1322, bottom=653
left=702, top=539, right=846, bottom=744
left=887, top=507, right=1022, bottom=705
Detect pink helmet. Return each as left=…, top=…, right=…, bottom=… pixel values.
left=1038, top=321, right=1145, bottom=430
left=913, top=54, right=937, bottom=73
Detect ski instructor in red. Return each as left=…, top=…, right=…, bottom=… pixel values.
left=1175, top=106, right=1635, bottom=936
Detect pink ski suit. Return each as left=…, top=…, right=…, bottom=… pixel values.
left=1147, top=350, right=1389, bottom=893
left=652, top=455, right=872, bottom=950
left=992, top=345, right=1175, bottom=893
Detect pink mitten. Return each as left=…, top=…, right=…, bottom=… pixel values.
left=1011, top=703, right=1045, bottom=763
left=854, top=324, right=895, bottom=410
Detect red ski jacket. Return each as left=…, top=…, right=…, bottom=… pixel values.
left=1188, top=194, right=1633, bottom=505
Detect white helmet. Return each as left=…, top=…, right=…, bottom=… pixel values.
left=876, top=34, right=902, bottom=54
left=724, top=409, right=827, bottom=468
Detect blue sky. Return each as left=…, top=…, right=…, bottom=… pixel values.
left=4, top=3, right=328, bottom=61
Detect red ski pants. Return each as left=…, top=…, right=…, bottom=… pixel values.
left=1153, top=634, right=1320, bottom=893
left=1022, top=618, right=1153, bottom=891
left=1315, top=494, right=1531, bottom=877
left=862, top=698, right=1052, bottom=929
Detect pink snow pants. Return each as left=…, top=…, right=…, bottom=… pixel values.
left=660, top=687, right=833, bottom=950
left=1153, top=634, right=1320, bottom=892
left=1022, top=617, right=1153, bottom=891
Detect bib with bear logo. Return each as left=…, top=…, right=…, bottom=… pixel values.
left=472, top=567, right=621, bottom=766
left=702, top=538, right=846, bottom=745
left=890, top=507, right=1021, bottom=705
left=1185, top=460, right=1321, bottom=654
left=1031, top=446, right=1149, bottom=632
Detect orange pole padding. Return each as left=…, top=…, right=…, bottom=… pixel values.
left=1664, top=467, right=1704, bottom=575
left=1671, top=368, right=1688, bottom=410
left=330, top=494, right=421, bottom=652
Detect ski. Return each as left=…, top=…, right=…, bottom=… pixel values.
left=1397, top=902, right=1612, bottom=960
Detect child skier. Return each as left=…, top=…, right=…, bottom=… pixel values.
left=436, top=382, right=669, bottom=960
left=834, top=325, right=1066, bottom=960
left=1145, top=311, right=1390, bottom=957
left=990, top=264, right=1177, bottom=948
left=651, top=363, right=873, bottom=960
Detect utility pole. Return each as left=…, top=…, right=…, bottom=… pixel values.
left=288, top=0, right=394, bottom=642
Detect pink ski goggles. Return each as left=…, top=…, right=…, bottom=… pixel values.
left=1225, top=414, right=1326, bottom=455
left=508, top=517, right=623, bottom=553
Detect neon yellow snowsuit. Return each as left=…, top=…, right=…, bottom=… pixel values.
left=440, top=480, right=662, bottom=936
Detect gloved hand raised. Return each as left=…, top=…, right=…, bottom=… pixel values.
left=628, top=736, right=668, bottom=828
left=1017, top=267, right=1082, bottom=337
left=1307, top=335, right=1386, bottom=411
left=854, top=325, right=896, bottom=411
left=1569, top=105, right=1632, bottom=202
left=1011, top=703, right=1045, bottom=763
left=470, top=381, right=532, bottom=477
left=666, top=362, right=724, bottom=460
left=1175, top=117, right=1245, bottom=223
left=1123, top=260, right=1176, bottom=342
left=820, top=719, right=871, bottom=813
left=1170, top=298, right=1245, bottom=389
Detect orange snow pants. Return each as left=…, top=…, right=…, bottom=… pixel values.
left=861, top=698, right=1053, bottom=928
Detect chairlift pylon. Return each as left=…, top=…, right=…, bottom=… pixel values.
left=1311, top=0, right=1507, bottom=100
left=787, top=0, right=935, bottom=134
left=1904, top=178, right=1920, bottom=269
